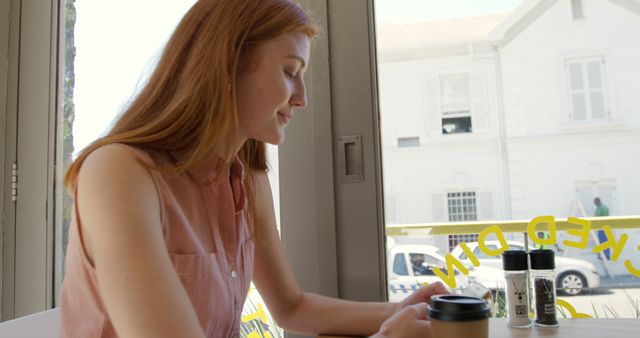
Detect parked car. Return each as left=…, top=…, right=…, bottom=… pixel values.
left=387, top=244, right=465, bottom=301
left=450, top=241, right=600, bottom=295
left=386, top=244, right=504, bottom=301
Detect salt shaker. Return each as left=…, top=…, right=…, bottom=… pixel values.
left=502, top=250, right=531, bottom=327
left=529, top=249, right=559, bottom=327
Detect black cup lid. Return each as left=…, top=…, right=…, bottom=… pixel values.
left=529, top=249, right=555, bottom=269
left=502, top=250, right=528, bottom=271
left=428, top=295, right=491, bottom=322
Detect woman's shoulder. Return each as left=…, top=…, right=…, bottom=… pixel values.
left=75, top=143, right=162, bottom=234
left=83, top=143, right=159, bottom=172
left=78, top=143, right=157, bottom=193
left=85, top=143, right=152, bottom=167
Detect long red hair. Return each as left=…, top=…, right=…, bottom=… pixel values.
left=64, top=0, right=318, bottom=189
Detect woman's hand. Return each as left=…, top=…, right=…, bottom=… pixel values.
left=397, top=281, right=450, bottom=311
left=372, top=303, right=431, bottom=338
left=372, top=282, right=450, bottom=338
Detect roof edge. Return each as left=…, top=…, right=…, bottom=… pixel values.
left=488, top=0, right=557, bottom=46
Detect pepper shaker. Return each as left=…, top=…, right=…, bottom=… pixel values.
left=530, top=249, right=559, bottom=327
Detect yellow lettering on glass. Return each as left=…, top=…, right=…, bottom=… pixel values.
left=459, top=242, right=480, bottom=266
left=562, top=217, right=591, bottom=249
left=624, top=246, right=640, bottom=277
left=625, top=259, right=640, bottom=277
left=434, top=254, right=470, bottom=289
left=242, top=303, right=268, bottom=323
left=478, top=225, right=509, bottom=257
left=527, top=216, right=556, bottom=246
left=423, top=215, right=640, bottom=286
left=592, top=225, right=628, bottom=261
left=247, top=332, right=272, bottom=338
left=556, top=299, right=593, bottom=318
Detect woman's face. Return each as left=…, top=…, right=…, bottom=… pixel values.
left=235, top=32, right=311, bottom=146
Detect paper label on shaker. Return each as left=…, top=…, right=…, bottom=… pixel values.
left=506, top=277, right=530, bottom=323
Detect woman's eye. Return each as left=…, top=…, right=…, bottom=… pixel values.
left=284, top=70, right=296, bottom=79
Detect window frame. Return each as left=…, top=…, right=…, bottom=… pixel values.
left=566, top=56, right=609, bottom=123
left=440, top=73, right=471, bottom=118
left=2, top=0, right=58, bottom=320
left=447, top=191, right=478, bottom=222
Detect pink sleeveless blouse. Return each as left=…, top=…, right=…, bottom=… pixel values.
left=60, top=144, right=254, bottom=338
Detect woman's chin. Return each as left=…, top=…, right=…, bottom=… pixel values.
left=259, top=133, right=285, bottom=146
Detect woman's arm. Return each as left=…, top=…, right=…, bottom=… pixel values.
left=251, top=171, right=399, bottom=336
left=76, top=145, right=205, bottom=338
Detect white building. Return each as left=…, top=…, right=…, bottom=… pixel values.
left=378, top=0, right=640, bottom=274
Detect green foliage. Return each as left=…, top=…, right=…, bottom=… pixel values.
left=490, top=290, right=507, bottom=318
left=623, top=289, right=640, bottom=318
left=557, top=304, right=568, bottom=318
left=591, top=303, right=600, bottom=318
left=61, top=0, right=77, bottom=260
left=587, top=291, right=640, bottom=319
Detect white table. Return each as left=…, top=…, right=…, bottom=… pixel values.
left=319, top=318, right=640, bottom=337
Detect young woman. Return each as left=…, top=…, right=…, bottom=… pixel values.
left=60, top=1, right=448, bottom=337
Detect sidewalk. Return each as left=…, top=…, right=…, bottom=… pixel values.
left=599, top=275, right=640, bottom=289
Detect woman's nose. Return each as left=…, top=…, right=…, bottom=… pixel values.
left=290, top=82, right=307, bottom=108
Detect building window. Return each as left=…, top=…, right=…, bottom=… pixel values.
left=571, top=0, right=585, bottom=20
left=447, top=191, right=477, bottom=221
left=447, top=192, right=478, bottom=250
left=440, top=74, right=472, bottom=134
left=448, top=234, right=480, bottom=252
left=566, top=58, right=608, bottom=121
left=397, top=136, right=420, bottom=148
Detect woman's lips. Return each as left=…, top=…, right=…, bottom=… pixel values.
left=278, top=112, right=291, bottom=125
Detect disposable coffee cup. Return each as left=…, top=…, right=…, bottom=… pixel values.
left=428, top=294, right=491, bottom=338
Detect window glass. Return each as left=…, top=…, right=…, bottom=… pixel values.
left=569, top=63, right=584, bottom=90
left=376, top=0, right=640, bottom=318
left=393, top=253, right=409, bottom=276
left=441, top=74, right=470, bottom=115
left=572, top=0, right=585, bottom=20
left=397, top=136, right=420, bottom=148
left=572, top=93, right=588, bottom=120
left=473, top=246, right=498, bottom=259
left=442, top=116, right=472, bottom=134
left=591, top=92, right=606, bottom=119
left=448, top=192, right=477, bottom=222
left=567, top=58, right=608, bottom=121
left=587, top=61, right=603, bottom=88
left=448, top=234, right=480, bottom=252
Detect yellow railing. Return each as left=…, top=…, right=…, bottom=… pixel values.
left=386, top=216, right=640, bottom=236
left=387, top=215, right=640, bottom=279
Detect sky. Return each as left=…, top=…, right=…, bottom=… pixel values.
left=71, top=0, right=524, bottom=156
left=374, top=0, right=524, bottom=23
left=73, top=0, right=196, bottom=156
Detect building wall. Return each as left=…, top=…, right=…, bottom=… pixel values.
left=500, top=0, right=640, bottom=136
left=378, top=53, right=501, bottom=143
left=378, top=0, right=640, bottom=264
left=500, top=0, right=640, bottom=218
left=378, top=51, right=506, bottom=225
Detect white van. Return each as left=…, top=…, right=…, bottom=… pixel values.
left=386, top=244, right=468, bottom=302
